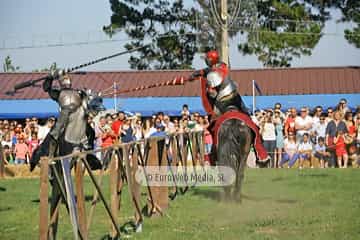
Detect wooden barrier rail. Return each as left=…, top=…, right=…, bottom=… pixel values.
left=37, top=131, right=204, bottom=239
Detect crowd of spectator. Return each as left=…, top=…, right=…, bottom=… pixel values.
left=1, top=99, right=359, bottom=168
left=253, top=99, right=360, bottom=168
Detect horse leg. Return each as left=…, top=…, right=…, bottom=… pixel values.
left=233, top=152, right=248, bottom=202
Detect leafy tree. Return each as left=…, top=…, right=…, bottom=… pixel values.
left=105, top=0, right=334, bottom=69
left=103, top=0, right=198, bottom=70
left=339, top=0, right=360, bottom=48
left=3, top=56, right=20, bottom=72
left=238, top=0, right=327, bottom=67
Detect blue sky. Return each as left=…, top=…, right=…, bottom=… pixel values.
left=0, top=0, right=359, bottom=72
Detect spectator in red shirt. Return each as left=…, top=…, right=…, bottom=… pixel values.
left=111, top=111, right=125, bottom=138
left=284, top=107, right=297, bottom=138
left=101, top=124, right=116, bottom=148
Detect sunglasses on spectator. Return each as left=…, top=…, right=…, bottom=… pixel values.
left=328, top=111, right=333, bottom=113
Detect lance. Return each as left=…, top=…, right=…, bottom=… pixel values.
left=101, top=76, right=195, bottom=97
left=5, top=45, right=148, bottom=95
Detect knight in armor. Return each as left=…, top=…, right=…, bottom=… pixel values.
left=190, top=50, right=248, bottom=114
left=189, top=50, right=270, bottom=162
left=43, top=73, right=86, bottom=145
left=30, top=72, right=95, bottom=170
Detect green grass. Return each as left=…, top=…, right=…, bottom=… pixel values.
left=1, top=169, right=360, bottom=240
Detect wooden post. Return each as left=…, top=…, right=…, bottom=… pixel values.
left=158, top=140, right=168, bottom=211
left=123, top=145, right=143, bottom=224
left=39, top=157, right=49, bottom=240
left=75, top=158, right=87, bottom=240
left=109, top=150, right=120, bottom=238
left=197, top=132, right=205, bottom=166
left=147, top=138, right=168, bottom=216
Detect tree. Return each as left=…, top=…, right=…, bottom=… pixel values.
left=103, top=0, right=198, bottom=70
left=3, top=56, right=20, bottom=72
left=104, top=0, right=332, bottom=69
left=339, top=0, right=360, bottom=48
left=238, top=0, right=327, bottom=67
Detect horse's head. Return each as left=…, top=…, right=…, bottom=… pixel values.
left=86, top=89, right=106, bottom=115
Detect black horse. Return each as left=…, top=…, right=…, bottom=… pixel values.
left=216, top=119, right=253, bottom=202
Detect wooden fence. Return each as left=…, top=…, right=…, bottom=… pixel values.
left=37, top=131, right=204, bottom=240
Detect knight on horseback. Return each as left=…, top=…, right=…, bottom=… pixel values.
left=30, top=71, right=104, bottom=170
left=189, top=50, right=270, bottom=163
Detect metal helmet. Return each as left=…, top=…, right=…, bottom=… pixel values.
left=207, top=71, right=223, bottom=88
left=205, top=50, right=219, bottom=67
left=59, top=74, right=72, bottom=88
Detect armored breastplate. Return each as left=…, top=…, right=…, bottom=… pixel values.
left=211, top=78, right=243, bottom=116
left=58, top=89, right=82, bottom=111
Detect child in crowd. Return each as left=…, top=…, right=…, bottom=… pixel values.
left=334, top=130, right=349, bottom=168
left=314, top=137, right=331, bottom=168
left=298, top=133, right=313, bottom=169
left=28, top=132, right=39, bottom=157
left=14, top=135, right=29, bottom=164
left=3, top=145, right=14, bottom=164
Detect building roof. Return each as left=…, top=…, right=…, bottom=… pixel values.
left=0, top=66, right=359, bottom=100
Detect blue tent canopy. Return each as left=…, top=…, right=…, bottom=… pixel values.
left=0, top=94, right=359, bottom=119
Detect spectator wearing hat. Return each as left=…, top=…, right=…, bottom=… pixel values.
left=14, top=134, right=29, bottom=164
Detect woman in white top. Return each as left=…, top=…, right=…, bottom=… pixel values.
left=260, top=115, right=276, bottom=167
left=279, top=133, right=299, bottom=168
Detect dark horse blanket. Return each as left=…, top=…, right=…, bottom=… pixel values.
left=212, top=111, right=268, bottom=160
